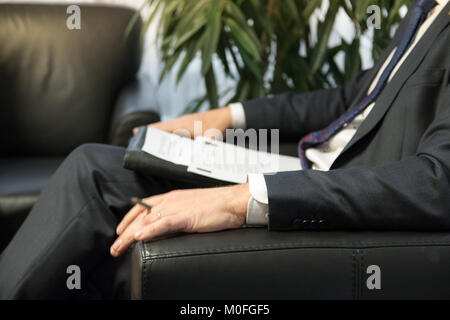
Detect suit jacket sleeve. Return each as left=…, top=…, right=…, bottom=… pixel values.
left=241, top=70, right=370, bottom=138
left=265, top=86, right=450, bottom=231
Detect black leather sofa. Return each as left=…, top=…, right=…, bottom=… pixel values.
left=2, top=3, right=450, bottom=301
left=129, top=141, right=450, bottom=300
left=132, top=229, right=450, bottom=299
left=128, top=93, right=450, bottom=296
left=0, top=3, right=159, bottom=251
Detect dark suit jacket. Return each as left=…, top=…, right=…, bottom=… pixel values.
left=242, top=1, right=450, bottom=231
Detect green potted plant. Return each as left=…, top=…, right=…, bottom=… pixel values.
left=139, top=0, right=412, bottom=111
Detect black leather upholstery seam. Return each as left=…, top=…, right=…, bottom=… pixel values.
left=359, top=250, right=364, bottom=299
left=353, top=249, right=363, bottom=300
left=141, top=241, right=450, bottom=261
left=141, top=242, right=148, bottom=299
left=352, top=250, right=356, bottom=300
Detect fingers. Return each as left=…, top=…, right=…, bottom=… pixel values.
left=112, top=196, right=175, bottom=257
left=148, top=121, right=175, bottom=132
left=111, top=212, right=145, bottom=257
left=134, top=215, right=187, bottom=241
left=116, top=203, right=145, bottom=235
left=111, top=185, right=249, bottom=257
left=111, top=209, right=183, bottom=257
left=132, top=121, right=166, bottom=135
left=116, top=194, right=168, bottom=235
left=145, top=192, right=169, bottom=205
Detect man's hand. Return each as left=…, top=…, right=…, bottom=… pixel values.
left=110, top=183, right=250, bottom=257
left=133, top=107, right=233, bottom=140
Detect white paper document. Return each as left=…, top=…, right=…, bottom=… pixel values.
left=142, top=127, right=193, bottom=166
left=141, top=128, right=301, bottom=184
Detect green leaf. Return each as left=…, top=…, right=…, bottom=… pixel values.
left=172, top=16, right=207, bottom=51
left=205, top=66, right=219, bottom=109
left=125, top=1, right=148, bottom=40
left=171, top=0, right=209, bottom=37
left=237, top=44, right=263, bottom=80
left=310, top=0, right=339, bottom=73
left=387, top=0, right=412, bottom=26
left=141, top=1, right=162, bottom=37
left=217, top=36, right=233, bottom=77
left=246, top=0, right=275, bottom=36
left=224, top=1, right=261, bottom=46
left=303, top=0, right=322, bottom=20
left=159, top=49, right=183, bottom=82
left=176, top=35, right=204, bottom=84
left=224, top=17, right=261, bottom=61
left=183, top=94, right=209, bottom=114
left=326, top=58, right=345, bottom=86
left=285, top=0, right=300, bottom=22
left=344, top=38, right=361, bottom=81
left=354, top=0, right=374, bottom=22
left=142, top=0, right=408, bottom=114
left=201, top=0, right=223, bottom=75
left=236, top=79, right=251, bottom=102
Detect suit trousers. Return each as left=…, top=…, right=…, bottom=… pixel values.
left=0, top=143, right=196, bottom=299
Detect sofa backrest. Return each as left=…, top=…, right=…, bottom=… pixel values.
left=0, top=4, right=142, bottom=156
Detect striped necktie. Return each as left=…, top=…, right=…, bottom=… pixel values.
left=298, top=0, right=437, bottom=169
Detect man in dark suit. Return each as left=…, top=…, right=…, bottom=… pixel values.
left=0, top=0, right=449, bottom=299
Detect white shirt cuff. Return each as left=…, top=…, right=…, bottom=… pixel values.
left=245, top=173, right=269, bottom=226
left=228, top=102, right=246, bottom=129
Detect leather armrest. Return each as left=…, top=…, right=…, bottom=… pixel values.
left=131, top=228, right=450, bottom=300
left=108, top=79, right=160, bottom=147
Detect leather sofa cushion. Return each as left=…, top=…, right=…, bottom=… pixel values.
left=0, top=157, right=63, bottom=196
left=0, top=157, right=63, bottom=251
left=132, top=228, right=450, bottom=299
